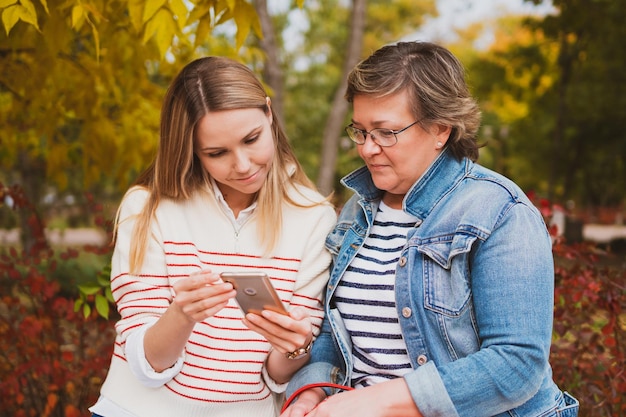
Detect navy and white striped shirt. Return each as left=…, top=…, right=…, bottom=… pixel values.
left=335, top=200, right=418, bottom=388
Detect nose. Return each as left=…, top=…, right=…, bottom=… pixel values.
left=232, top=150, right=251, bottom=173
left=359, top=133, right=382, bottom=155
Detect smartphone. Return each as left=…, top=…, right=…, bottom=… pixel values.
left=220, top=272, right=288, bottom=316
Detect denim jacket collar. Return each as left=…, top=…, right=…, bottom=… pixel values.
left=341, top=149, right=469, bottom=218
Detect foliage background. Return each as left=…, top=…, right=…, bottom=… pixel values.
left=1, top=0, right=625, bottom=415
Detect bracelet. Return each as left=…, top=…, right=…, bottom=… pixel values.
left=285, top=339, right=313, bottom=360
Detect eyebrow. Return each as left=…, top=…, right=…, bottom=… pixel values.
left=198, top=124, right=263, bottom=152
left=350, top=119, right=396, bottom=127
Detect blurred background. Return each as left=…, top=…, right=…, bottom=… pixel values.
left=1, top=0, right=624, bottom=415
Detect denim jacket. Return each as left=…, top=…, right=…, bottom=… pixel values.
left=287, top=150, right=578, bottom=417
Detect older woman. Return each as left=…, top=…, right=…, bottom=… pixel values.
left=281, top=41, right=578, bottom=417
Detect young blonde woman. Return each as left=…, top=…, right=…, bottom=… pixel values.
left=90, top=56, right=336, bottom=417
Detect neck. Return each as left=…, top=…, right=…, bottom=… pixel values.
left=382, top=192, right=404, bottom=209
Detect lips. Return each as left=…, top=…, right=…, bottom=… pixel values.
left=234, top=169, right=259, bottom=181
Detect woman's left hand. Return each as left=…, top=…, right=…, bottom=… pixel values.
left=242, top=306, right=312, bottom=354
left=303, top=379, right=423, bottom=417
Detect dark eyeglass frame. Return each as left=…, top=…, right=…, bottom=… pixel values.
left=345, top=119, right=423, bottom=147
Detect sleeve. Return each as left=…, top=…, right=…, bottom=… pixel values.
left=407, top=202, right=556, bottom=416
left=263, top=203, right=337, bottom=393
left=125, top=321, right=184, bottom=387
left=109, top=188, right=180, bottom=385
left=285, top=311, right=348, bottom=398
left=286, top=203, right=337, bottom=337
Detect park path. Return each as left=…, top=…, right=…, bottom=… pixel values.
left=1, top=224, right=625, bottom=246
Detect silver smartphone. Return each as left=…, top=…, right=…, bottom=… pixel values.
left=220, top=272, right=288, bottom=316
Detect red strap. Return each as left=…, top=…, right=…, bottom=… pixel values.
left=281, top=382, right=354, bottom=413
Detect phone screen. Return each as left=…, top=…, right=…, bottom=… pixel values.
left=220, top=272, right=287, bottom=316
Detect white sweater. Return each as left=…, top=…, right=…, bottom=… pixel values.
left=94, top=184, right=336, bottom=417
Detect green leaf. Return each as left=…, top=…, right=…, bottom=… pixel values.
left=95, top=294, right=110, bottom=319
left=78, top=284, right=101, bottom=295
left=74, top=298, right=83, bottom=313
left=97, top=273, right=110, bottom=287
left=105, top=286, right=114, bottom=303
left=82, top=303, right=91, bottom=319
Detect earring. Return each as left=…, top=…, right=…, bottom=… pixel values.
left=436, top=141, right=443, bottom=149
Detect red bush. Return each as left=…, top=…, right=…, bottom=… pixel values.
left=550, top=238, right=626, bottom=416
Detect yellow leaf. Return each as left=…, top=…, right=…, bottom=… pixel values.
left=19, top=0, right=35, bottom=17
left=127, top=0, right=143, bottom=32
left=233, top=1, right=257, bottom=49
left=296, top=0, right=304, bottom=7
left=143, top=8, right=176, bottom=58
left=194, top=15, right=211, bottom=47
left=0, top=0, right=18, bottom=8
left=225, top=0, right=236, bottom=13
left=15, top=2, right=38, bottom=29
left=168, top=0, right=187, bottom=30
left=38, top=0, right=48, bottom=14
left=71, top=4, right=84, bottom=29
left=1, top=5, right=20, bottom=35
left=142, top=0, right=166, bottom=23
left=188, top=2, right=210, bottom=25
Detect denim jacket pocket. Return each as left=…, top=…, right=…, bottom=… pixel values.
left=325, top=221, right=351, bottom=256
left=418, top=233, right=477, bottom=317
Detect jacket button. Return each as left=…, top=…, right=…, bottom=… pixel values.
left=398, top=256, right=407, bottom=267
left=401, top=307, right=412, bottom=318
left=417, top=355, right=428, bottom=365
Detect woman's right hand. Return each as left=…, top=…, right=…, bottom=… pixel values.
left=280, top=388, right=327, bottom=417
left=171, top=270, right=236, bottom=323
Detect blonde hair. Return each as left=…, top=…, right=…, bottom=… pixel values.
left=120, top=57, right=321, bottom=273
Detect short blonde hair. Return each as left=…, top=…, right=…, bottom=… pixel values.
left=346, top=41, right=482, bottom=161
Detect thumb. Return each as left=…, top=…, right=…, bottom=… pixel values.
left=289, top=306, right=310, bottom=321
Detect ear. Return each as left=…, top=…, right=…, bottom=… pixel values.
left=265, top=96, right=273, bottom=125
left=435, top=124, right=452, bottom=148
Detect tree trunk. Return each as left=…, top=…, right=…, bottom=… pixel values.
left=316, top=0, right=366, bottom=197
left=253, top=0, right=285, bottom=128
left=16, top=151, right=50, bottom=255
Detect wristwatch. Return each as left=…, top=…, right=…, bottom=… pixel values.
left=285, top=339, right=313, bottom=360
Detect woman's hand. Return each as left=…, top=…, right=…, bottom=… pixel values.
left=243, top=306, right=314, bottom=383
left=243, top=306, right=312, bottom=355
left=145, top=270, right=235, bottom=371
left=290, top=379, right=423, bottom=417
left=171, top=270, right=237, bottom=323
left=279, top=387, right=326, bottom=417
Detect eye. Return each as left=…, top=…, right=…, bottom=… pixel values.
left=206, top=150, right=226, bottom=158
left=373, top=128, right=395, bottom=139
left=244, top=135, right=260, bottom=145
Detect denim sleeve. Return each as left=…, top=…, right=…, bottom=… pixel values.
left=285, top=314, right=346, bottom=398
left=408, top=203, right=555, bottom=416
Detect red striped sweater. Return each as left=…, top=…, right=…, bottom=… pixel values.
left=97, top=184, right=336, bottom=417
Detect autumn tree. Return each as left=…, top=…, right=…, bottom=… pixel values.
left=276, top=0, right=436, bottom=200
left=465, top=0, right=626, bottom=207
left=0, top=0, right=263, bottom=251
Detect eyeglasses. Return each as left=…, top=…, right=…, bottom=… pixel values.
left=345, top=119, right=422, bottom=147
